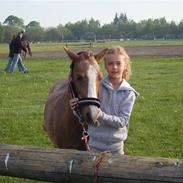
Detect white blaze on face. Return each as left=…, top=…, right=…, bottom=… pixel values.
left=87, top=65, right=97, bottom=98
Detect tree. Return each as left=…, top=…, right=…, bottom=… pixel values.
left=3, top=15, right=24, bottom=28
left=24, top=21, right=43, bottom=42
left=26, top=21, right=41, bottom=28
left=44, top=28, right=61, bottom=42
left=113, top=13, right=119, bottom=24
left=26, top=26, right=44, bottom=42
left=167, top=21, right=178, bottom=38
left=119, top=13, right=128, bottom=23
left=57, top=24, right=73, bottom=42
left=178, top=20, right=183, bottom=32
left=177, top=20, right=183, bottom=38
left=65, top=22, right=76, bottom=40
left=2, top=25, right=20, bottom=43
left=0, top=23, right=4, bottom=42
left=88, top=18, right=100, bottom=31
left=113, top=13, right=128, bottom=24
left=153, top=17, right=168, bottom=39
left=138, top=19, right=155, bottom=39
left=87, top=18, right=100, bottom=41
left=117, top=22, right=131, bottom=40
left=72, top=20, right=89, bottom=40
left=100, top=24, right=117, bottom=40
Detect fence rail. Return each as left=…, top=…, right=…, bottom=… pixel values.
left=65, top=42, right=93, bottom=48
left=0, top=144, right=183, bottom=182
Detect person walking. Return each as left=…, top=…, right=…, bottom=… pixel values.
left=7, top=32, right=28, bottom=73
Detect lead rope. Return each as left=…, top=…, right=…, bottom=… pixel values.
left=93, top=151, right=110, bottom=183
left=81, top=127, right=90, bottom=151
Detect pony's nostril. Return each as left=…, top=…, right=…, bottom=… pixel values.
left=94, top=120, right=99, bottom=127
left=86, top=112, right=92, bottom=120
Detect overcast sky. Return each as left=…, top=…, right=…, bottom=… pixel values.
left=0, top=0, right=183, bottom=28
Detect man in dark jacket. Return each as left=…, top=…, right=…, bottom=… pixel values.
left=8, top=32, right=28, bottom=73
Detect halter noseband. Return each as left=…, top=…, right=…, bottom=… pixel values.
left=78, top=98, right=100, bottom=108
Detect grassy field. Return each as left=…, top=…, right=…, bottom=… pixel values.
left=1, top=39, right=183, bottom=54
left=0, top=56, right=183, bottom=182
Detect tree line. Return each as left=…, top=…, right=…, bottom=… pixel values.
left=0, top=13, right=183, bottom=43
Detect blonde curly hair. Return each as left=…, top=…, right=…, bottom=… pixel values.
left=104, top=46, right=132, bottom=81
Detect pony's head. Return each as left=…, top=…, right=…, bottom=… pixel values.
left=64, top=47, right=108, bottom=126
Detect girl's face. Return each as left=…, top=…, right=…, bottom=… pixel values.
left=105, top=54, right=126, bottom=81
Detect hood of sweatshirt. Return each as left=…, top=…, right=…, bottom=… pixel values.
left=101, top=76, right=139, bottom=97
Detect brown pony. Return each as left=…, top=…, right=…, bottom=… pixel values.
left=44, top=47, right=107, bottom=150
left=21, top=41, right=32, bottom=57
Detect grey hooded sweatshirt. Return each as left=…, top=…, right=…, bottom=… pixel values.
left=88, top=76, right=139, bottom=153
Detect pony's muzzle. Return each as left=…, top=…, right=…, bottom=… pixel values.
left=81, top=105, right=99, bottom=126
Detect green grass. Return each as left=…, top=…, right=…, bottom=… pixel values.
left=94, top=39, right=183, bottom=48
left=0, top=58, right=70, bottom=145
left=127, top=56, right=183, bottom=158
left=1, top=39, right=183, bottom=54
left=0, top=58, right=70, bottom=183
left=0, top=56, right=183, bottom=182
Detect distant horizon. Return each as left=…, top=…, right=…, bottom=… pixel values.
left=0, top=0, right=183, bottom=28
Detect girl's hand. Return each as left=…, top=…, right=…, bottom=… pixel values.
left=69, top=98, right=79, bottom=110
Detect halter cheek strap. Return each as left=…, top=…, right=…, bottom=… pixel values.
left=69, top=81, right=81, bottom=119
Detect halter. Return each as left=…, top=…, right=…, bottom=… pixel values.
left=69, top=61, right=101, bottom=151
left=69, top=80, right=101, bottom=119
left=69, top=61, right=101, bottom=118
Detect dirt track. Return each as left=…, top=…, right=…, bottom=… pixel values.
left=32, top=45, right=183, bottom=58
left=126, top=45, right=183, bottom=57
left=1, top=45, right=183, bottom=59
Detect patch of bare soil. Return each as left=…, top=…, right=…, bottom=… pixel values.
left=1, top=45, right=183, bottom=59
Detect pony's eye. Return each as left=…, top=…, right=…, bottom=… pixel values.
left=76, top=75, right=83, bottom=81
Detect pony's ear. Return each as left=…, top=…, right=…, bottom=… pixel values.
left=94, top=48, right=108, bottom=62
left=64, top=47, right=79, bottom=61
